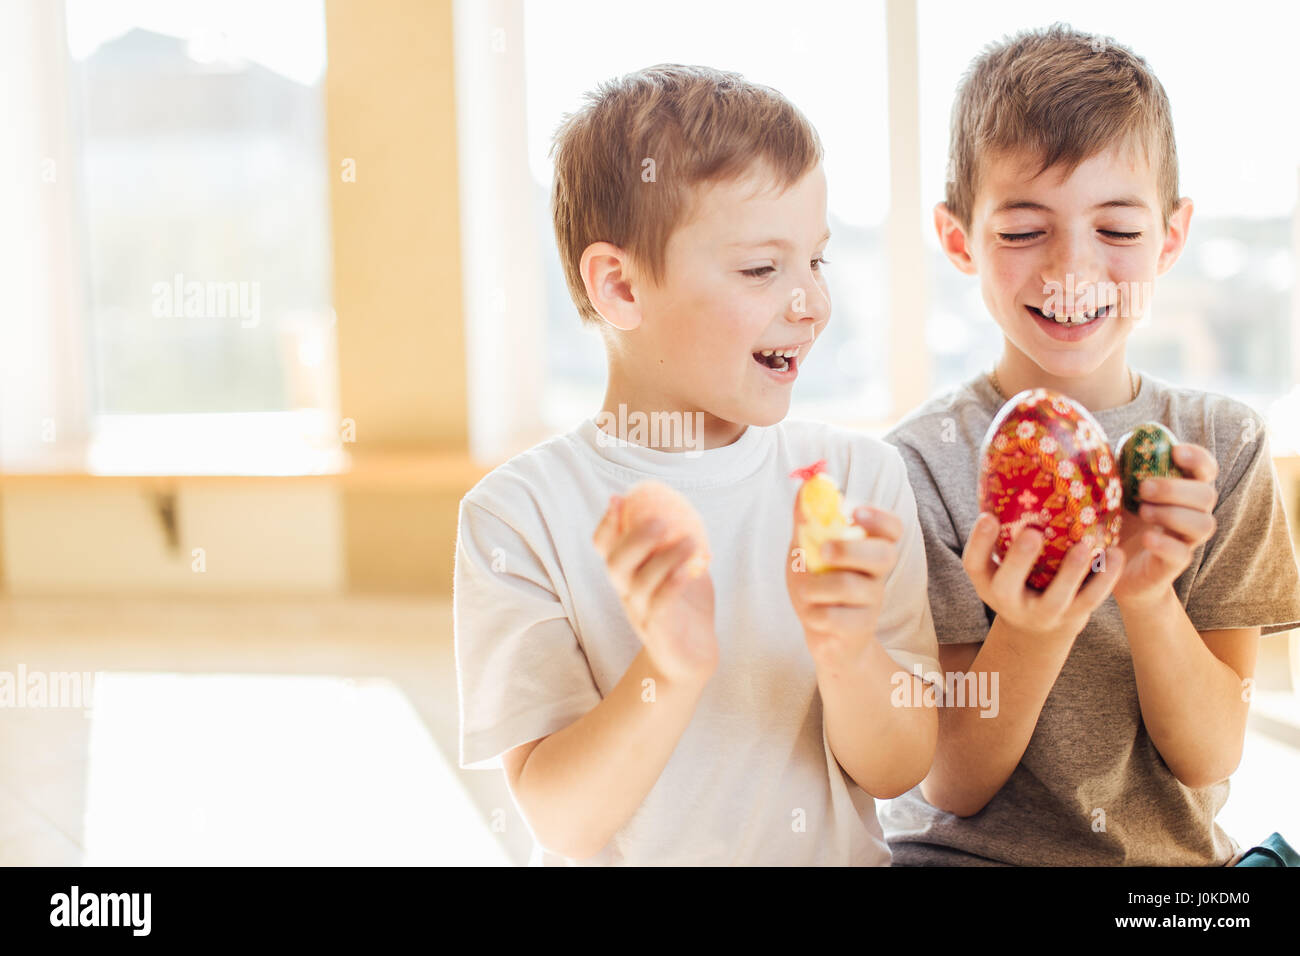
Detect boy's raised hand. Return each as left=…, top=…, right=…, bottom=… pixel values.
left=593, top=495, right=718, bottom=685
left=963, top=515, right=1125, bottom=641
left=786, top=498, right=902, bottom=673
left=1112, top=443, right=1218, bottom=608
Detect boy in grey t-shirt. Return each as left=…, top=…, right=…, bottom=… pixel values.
left=885, top=375, right=1300, bottom=864
left=881, top=26, right=1300, bottom=865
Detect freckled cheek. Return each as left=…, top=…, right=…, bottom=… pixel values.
left=1104, top=247, right=1156, bottom=321
left=1104, top=245, right=1152, bottom=285
left=985, top=251, right=1034, bottom=305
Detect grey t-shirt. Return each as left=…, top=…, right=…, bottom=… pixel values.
left=880, top=372, right=1300, bottom=866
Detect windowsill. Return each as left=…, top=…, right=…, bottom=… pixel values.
left=0, top=448, right=488, bottom=492
left=0, top=412, right=488, bottom=492
left=2, top=412, right=342, bottom=475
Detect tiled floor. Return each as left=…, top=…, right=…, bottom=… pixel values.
left=1, top=596, right=1296, bottom=866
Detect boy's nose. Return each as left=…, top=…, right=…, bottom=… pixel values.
left=1039, top=234, right=1104, bottom=314
left=788, top=275, right=831, bottom=324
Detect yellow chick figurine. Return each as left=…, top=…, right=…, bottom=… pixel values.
left=791, top=459, right=865, bottom=573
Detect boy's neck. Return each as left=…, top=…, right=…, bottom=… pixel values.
left=597, top=385, right=748, bottom=452
left=992, top=347, right=1137, bottom=412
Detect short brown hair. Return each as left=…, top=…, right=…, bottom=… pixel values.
left=551, top=64, right=823, bottom=325
left=946, top=24, right=1179, bottom=230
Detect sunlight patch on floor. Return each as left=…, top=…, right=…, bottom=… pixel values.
left=83, top=672, right=510, bottom=865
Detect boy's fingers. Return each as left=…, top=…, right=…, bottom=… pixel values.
left=592, top=496, right=623, bottom=557
left=796, top=568, right=876, bottom=607
left=1074, top=546, right=1125, bottom=611
left=626, top=537, right=696, bottom=624
left=1035, top=543, right=1094, bottom=618
left=604, top=519, right=667, bottom=592
left=789, top=491, right=804, bottom=550
left=1138, top=476, right=1216, bottom=512
left=852, top=506, right=903, bottom=543
left=646, top=563, right=701, bottom=631
left=800, top=603, right=862, bottom=639
left=990, top=526, right=1043, bottom=604
left=819, top=537, right=896, bottom=577
left=1171, top=443, right=1219, bottom=483
left=1138, top=503, right=1216, bottom=544
left=962, top=513, right=999, bottom=590
left=1143, top=527, right=1191, bottom=567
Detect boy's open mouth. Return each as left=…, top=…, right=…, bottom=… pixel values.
left=752, top=345, right=801, bottom=375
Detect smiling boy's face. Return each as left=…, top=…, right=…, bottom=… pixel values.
left=604, top=162, right=831, bottom=439
left=946, top=143, right=1191, bottom=382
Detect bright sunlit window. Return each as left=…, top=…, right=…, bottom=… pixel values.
left=63, top=0, right=339, bottom=472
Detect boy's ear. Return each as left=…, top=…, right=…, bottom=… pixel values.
left=580, top=242, right=642, bottom=332
left=934, top=202, right=977, bottom=275
left=1155, top=197, right=1194, bottom=276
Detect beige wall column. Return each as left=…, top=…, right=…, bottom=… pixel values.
left=326, top=0, right=469, bottom=593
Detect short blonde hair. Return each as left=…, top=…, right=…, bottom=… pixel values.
left=551, top=64, right=823, bottom=325
left=946, top=24, right=1179, bottom=230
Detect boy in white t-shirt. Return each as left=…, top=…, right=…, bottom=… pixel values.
left=454, top=64, right=940, bottom=865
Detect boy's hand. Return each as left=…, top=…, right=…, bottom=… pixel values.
left=786, top=499, right=901, bottom=674
left=593, top=495, right=718, bottom=685
left=963, top=514, right=1125, bottom=642
left=1112, top=443, right=1218, bottom=609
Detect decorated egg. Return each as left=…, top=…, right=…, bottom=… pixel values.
left=1115, top=423, right=1182, bottom=512
left=619, top=480, right=711, bottom=577
left=978, top=389, right=1123, bottom=589
left=790, top=460, right=866, bottom=572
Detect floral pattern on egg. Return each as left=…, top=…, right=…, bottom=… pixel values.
left=978, top=388, right=1123, bottom=590
left=1115, top=423, right=1183, bottom=513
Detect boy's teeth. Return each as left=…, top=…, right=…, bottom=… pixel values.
left=754, top=350, right=794, bottom=370
left=1048, top=307, right=1105, bottom=325
left=1057, top=316, right=1087, bottom=325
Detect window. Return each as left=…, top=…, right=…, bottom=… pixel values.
left=60, top=0, right=339, bottom=472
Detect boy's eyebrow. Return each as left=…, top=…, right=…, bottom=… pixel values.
left=1093, top=196, right=1150, bottom=211
left=728, top=229, right=832, bottom=249
left=992, top=196, right=1150, bottom=214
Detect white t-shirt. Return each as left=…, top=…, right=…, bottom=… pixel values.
left=453, top=416, right=940, bottom=865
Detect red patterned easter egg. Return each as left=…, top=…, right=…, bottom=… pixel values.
left=977, top=389, right=1123, bottom=590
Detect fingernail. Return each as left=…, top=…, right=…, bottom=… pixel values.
left=1141, top=479, right=1156, bottom=495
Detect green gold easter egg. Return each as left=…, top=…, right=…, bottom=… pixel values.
left=1116, top=423, right=1182, bottom=512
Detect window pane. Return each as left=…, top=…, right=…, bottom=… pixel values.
left=523, top=0, right=891, bottom=428
left=65, top=0, right=335, bottom=417
left=918, top=0, right=1299, bottom=415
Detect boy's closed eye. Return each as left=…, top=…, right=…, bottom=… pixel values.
left=740, top=256, right=830, bottom=279
left=995, top=229, right=1144, bottom=243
